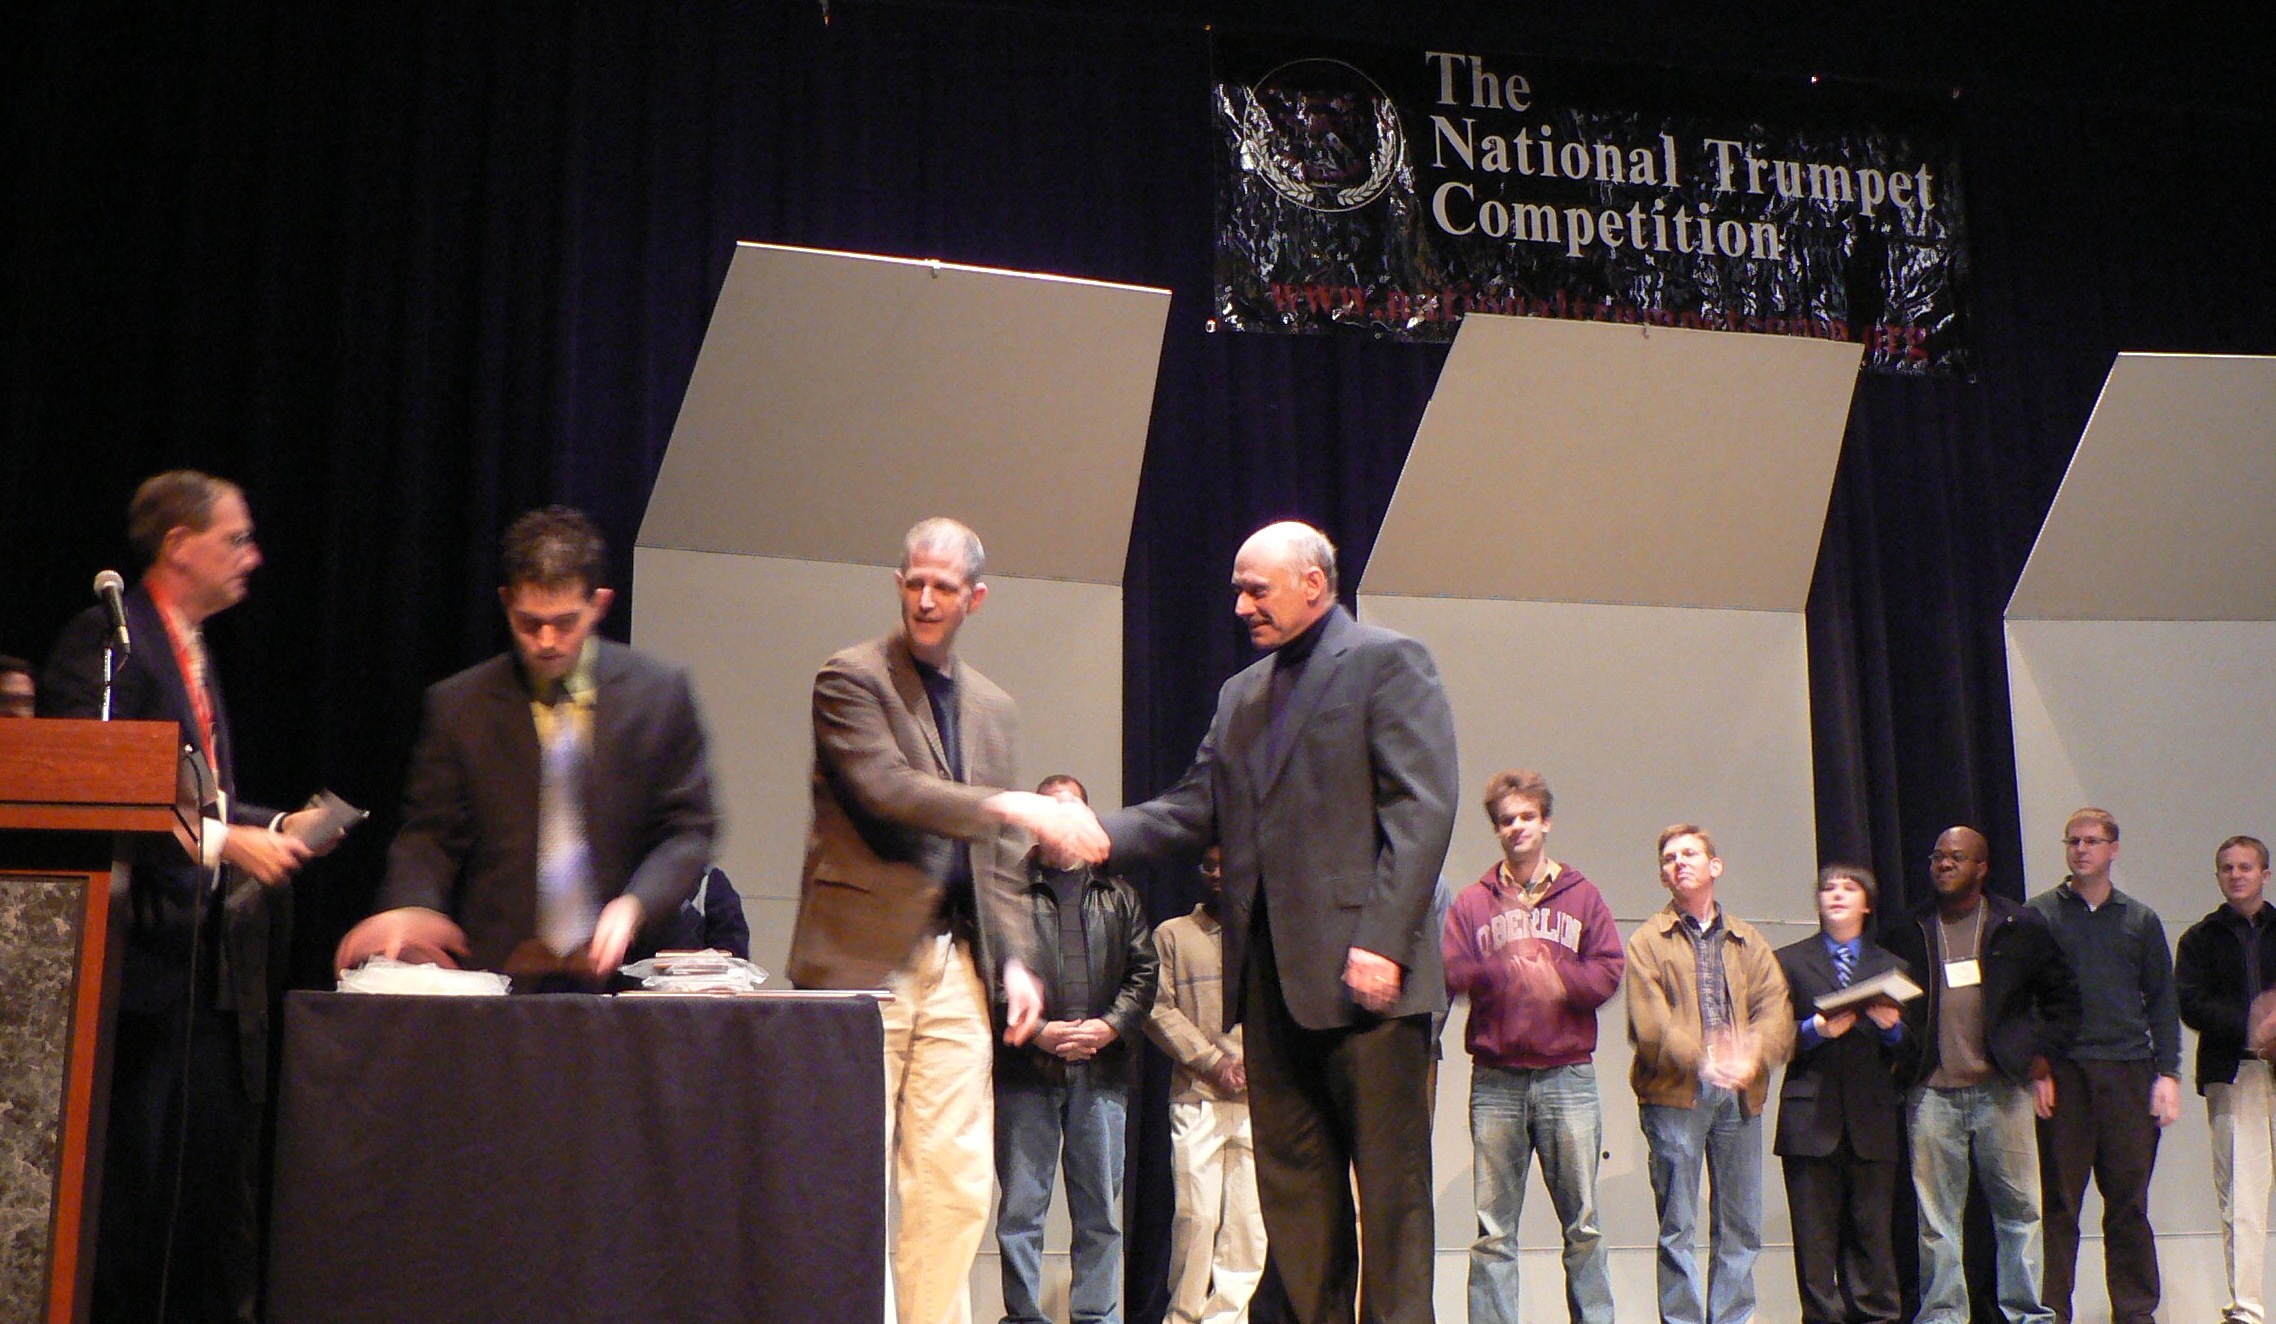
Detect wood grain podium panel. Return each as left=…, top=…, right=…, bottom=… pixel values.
left=0, top=870, right=110, bottom=1324
left=0, top=719, right=189, bottom=845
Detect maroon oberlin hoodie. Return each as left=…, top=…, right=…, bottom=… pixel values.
left=1442, top=861, right=1627, bottom=1070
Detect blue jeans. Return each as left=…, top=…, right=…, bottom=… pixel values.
left=1640, top=1086, right=1763, bottom=1324
left=995, top=1075, right=1128, bottom=1324
left=1469, top=1063, right=1615, bottom=1324
left=1908, top=1081, right=2051, bottom=1324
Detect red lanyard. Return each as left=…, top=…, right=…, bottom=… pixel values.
left=146, top=583, right=216, bottom=763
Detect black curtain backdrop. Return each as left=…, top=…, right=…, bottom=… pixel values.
left=7, top=4, right=2275, bottom=1320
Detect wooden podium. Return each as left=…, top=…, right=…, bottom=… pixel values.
left=0, top=719, right=194, bottom=1324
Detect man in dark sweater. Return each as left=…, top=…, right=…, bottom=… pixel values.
left=2026, top=807, right=2180, bottom=1324
left=993, top=775, right=1159, bottom=1324
left=2176, top=834, right=2276, bottom=1324
left=1442, top=769, right=1626, bottom=1324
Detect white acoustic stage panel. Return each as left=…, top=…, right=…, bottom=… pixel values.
left=2004, top=352, right=2276, bottom=1323
left=1363, top=313, right=1860, bottom=920
left=2006, top=353, right=2276, bottom=907
left=2008, top=353, right=2276, bottom=624
left=641, top=243, right=1166, bottom=586
left=1361, top=313, right=1861, bottom=1319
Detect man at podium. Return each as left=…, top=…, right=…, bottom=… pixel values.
left=41, top=469, right=318, bottom=1324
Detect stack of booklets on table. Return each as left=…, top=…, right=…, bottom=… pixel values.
left=337, top=956, right=512, bottom=996
left=618, top=949, right=772, bottom=994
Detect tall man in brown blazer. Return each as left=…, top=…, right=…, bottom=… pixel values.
left=786, top=516, right=1106, bottom=1324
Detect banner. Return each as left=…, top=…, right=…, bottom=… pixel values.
left=1214, top=36, right=1968, bottom=373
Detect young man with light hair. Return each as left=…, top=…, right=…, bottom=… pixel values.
left=2177, top=834, right=2276, bottom=1324
left=2026, top=806, right=2180, bottom=1324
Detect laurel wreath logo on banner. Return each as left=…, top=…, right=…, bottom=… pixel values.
left=1236, top=60, right=1405, bottom=214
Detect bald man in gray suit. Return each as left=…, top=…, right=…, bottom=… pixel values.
left=1103, top=521, right=1460, bottom=1324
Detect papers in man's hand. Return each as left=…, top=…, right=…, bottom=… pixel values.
left=617, top=949, right=772, bottom=995
left=286, top=789, right=369, bottom=850
left=1814, top=967, right=1923, bottom=1015
left=337, top=956, right=511, bottom=996
left=2249, top=988, right=2276, bottom=1056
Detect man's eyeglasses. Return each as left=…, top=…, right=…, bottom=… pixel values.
left=2062, top=835, right=2112, bottom=848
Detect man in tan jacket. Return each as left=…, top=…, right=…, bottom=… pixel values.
left=785, top=517, right=1105, bottom=1324
left=1626, top=824, right=1794, bottom=1324
left=1147, top=846, right=1268, bottom=1323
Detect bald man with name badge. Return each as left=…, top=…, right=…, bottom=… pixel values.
left=1100, top=521, right=1460, bottom=1324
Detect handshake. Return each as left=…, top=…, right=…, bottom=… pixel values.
left=984, top=789, right=1110, bottom=865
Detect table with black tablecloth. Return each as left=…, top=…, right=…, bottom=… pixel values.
left=267, top=990, right=885, bottom=1324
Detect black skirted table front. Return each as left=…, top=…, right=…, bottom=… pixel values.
left=268, top=990, right=885, bottom=1324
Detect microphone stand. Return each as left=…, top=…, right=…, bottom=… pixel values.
left=101, top=640, right=118, bottom=721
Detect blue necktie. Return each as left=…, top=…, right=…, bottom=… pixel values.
left=1832, top=941, right=1854, bottom=988
left=536, top=705, right=597, bottom=956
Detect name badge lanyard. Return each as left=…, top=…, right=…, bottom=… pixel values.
left=1943, top=904, right=1986, bottom=989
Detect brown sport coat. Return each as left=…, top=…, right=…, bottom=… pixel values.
left=787, top=630, right=1030, bottom=991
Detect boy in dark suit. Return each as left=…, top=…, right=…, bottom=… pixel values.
left=1773, top=864, right=1913, bottom=1324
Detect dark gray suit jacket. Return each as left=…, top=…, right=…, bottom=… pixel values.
left=379, top=639, right=717, bottom=971
left=787, top=631, right=1030, bottom=994
left=1102, top=606, right=1459, bottom=1031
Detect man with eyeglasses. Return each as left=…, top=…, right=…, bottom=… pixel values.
left=1882, top=825, right=2079, bottom=1324
left=2026, top=808, right=2180, bottom=1324
left=41, top=471, right=324, bottom=1323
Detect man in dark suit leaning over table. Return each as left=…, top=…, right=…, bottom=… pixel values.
left=1773, top=863, right=1914, bottom=1324
left=42, top=470, right=323, bottom=1324
left=336, top=506, right=716, bottom=980
left=1098, top=520, right=1460, bottom=1324
left=785, top=516, right=1106, bottom=1324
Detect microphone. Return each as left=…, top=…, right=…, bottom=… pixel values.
left=93, top=570, right=132, bottom=657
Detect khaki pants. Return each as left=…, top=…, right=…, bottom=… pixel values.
left=882, top=934, right=996, bottom=1324
left=2212, top=1058, right=2276, bottom=1324
left=1166, top=1097, right=1267, bottom=1323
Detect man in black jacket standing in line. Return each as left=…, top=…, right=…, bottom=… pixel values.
left=1882, top=825, right=2080, bottom=1324
left=2177, top=834, right=2276, bottom=1324
left=994, top=774, right=1160, bottom=1324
